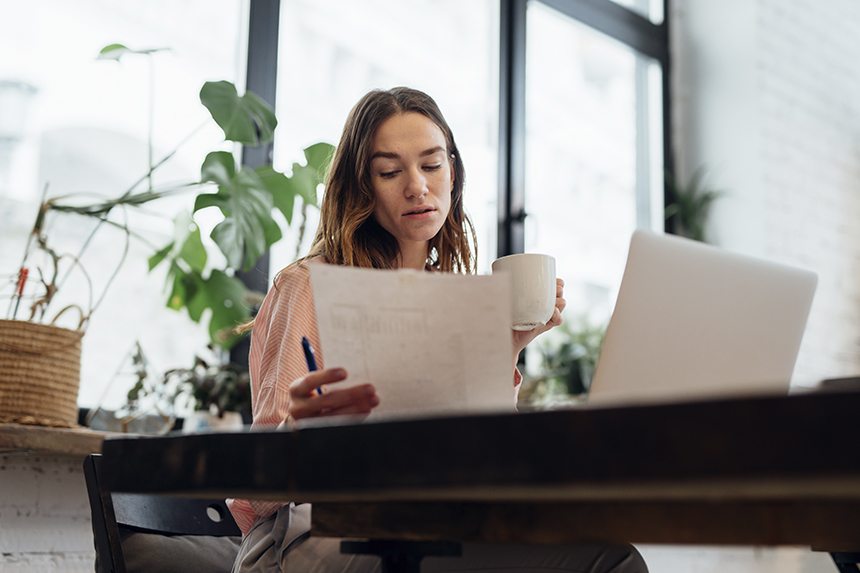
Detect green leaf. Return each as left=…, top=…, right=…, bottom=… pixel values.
left=98, top=43, right=130, bottom=60
left=151, top=212, right=209, bottom=276
left=304, top=142, right=335, bottom=175
left=296, top=142, right=335, bottom=204
left=197, top=164, right=280, bottom=271
left=256, top=165, right=297, bottom=224
left=166, top=265, right=190, bottom=312
left=289, top=163, right=321, bottom=204
left=210, top=219, right=250, bottom=271
left=663, top=167, right=724, bottom=243
left=178, top=223, right=207, bottom=274
left=148, top=242, right=174, bottom=271
left=97, top=44, right=168, bottom=61
left=185, top=277, right=210, bottom=321
left=200, top=81, right=277, bottom=145
left=194, top=192, right=229, bottom=213
left=260, top=207, right=283, bottom=247
left=200, top=151, right=237, bottom=188
left=188, top=270, right=250, bottom=348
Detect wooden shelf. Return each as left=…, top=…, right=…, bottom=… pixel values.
left=0, top=423, right=110, bottom=457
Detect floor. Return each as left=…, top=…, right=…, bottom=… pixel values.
left=636, top=545, right=837, bottom=572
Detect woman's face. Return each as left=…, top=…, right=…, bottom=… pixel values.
left=369, top=112, right=453, bottom=262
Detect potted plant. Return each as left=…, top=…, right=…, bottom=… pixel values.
left=121, top=345, right=252, bottom=432
left=519, top=316, right=606, bottom=410
left=664, top=167, right=724, bottom=243
left=6, top=43, right=333, bottom=428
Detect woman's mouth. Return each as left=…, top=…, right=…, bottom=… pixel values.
left=404, top=206, right=436, bottom=218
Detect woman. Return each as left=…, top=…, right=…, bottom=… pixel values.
left=229, top=87, right=647, bottom=573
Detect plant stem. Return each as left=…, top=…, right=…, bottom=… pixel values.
left=48, top=182, right=202, bottom=217
left=148, top=55, right=155, bottom=192
left=7, top=184, right=49, bottom=320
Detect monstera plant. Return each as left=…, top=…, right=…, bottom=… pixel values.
left=145, top=86, right=333, bottom=346
left=37, top=44, right=334, bottom=349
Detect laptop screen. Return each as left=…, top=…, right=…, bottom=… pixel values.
left=587, top=231, right=817, bottom=407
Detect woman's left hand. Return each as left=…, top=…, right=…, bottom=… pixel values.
left=511, top=278, right=566, bottom=367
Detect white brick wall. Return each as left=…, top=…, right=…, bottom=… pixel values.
left=673, top=0, right=860, bottom=386
left=0, top=455, right=95, bottom=573
left=756, top=0, right=860, bottom=382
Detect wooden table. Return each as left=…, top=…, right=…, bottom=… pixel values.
left=99, top=388, right=860, bottom=551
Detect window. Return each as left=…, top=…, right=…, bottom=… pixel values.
left=523, top=1, right=665, bottom=325
left=606, top=0, right=664, bottom=24
left=0, top=0, right=247, bottom=410
left=493, top=0, right=669, bottom=381
left=0, top=0, right=669, bottom=410
left=271, top=0, right=501, bottom=273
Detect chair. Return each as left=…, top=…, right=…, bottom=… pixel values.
left=84, top=453, right=242, bottom=573
left=828, top=552, right=860, bottom=572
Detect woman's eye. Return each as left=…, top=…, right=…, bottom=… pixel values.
left=380, top=170, right=398, bottom=179
left=423, top=164, right=442, bottom=171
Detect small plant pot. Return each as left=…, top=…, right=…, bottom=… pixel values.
left=181, top=410, right=244, bottom=433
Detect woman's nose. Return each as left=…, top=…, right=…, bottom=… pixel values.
left=404, top=167, right=428, bottom=198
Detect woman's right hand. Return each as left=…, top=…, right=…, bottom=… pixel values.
left=287, top=368, right=379, bottom=422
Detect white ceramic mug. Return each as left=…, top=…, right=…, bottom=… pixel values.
left=492, top=253, right=557, bottom=331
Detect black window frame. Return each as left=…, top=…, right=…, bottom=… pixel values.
left=240, top=0, right=672, bottom=276
left=497, top=0, right=673, bottom=257
left=232, top=0, right=281, bottom=367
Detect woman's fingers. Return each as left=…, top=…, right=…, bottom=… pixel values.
left=291, top=367, right=346, bottom=398
left=315, top=384, right=379, bottom=415
left=318, top=397, right=379, bottom=418
left=288, top=368, right=379, bottom=421
left=551, top=278, right=566, bottom=326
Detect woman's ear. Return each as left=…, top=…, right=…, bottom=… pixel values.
left=449, top=154, right=456, bottom=187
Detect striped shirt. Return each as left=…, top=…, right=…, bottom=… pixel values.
left=227, top=257, right=521, bottom=536
left=227, top=259, right=323, bottom=535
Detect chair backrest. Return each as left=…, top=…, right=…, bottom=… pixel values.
left=84, top=453, right=242, bottom=573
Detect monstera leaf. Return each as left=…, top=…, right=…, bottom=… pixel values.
left=196, top=151, right=282, bottom=271
left=255, top=142, right=334, bottom=223
left=200, top=81, right=277, bottom=146
left=158, top=263, right=249, bottom=348
left=187, top=269, right=249, bottom=347
left=148, top=212, right=207, bottom=274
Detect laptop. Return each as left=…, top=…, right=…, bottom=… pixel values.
left=586, top=230, right=818, bottom=407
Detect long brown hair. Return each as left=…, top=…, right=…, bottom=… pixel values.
left=236, top=88, right=476, bottom=334
left=304, top=87, right=476, bottom=273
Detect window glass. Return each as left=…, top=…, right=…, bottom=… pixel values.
left=606, top=0, right=664, bottom=25
left=524, top=2, right=664, bottom=337
left=272, top=0, right=500, bottom=274
left=0, top=0, right=247, bottom=410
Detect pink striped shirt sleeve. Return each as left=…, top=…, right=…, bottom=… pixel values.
left=227, top=260, right=324, bottom=535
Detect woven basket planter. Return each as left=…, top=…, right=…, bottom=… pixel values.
left=0, top=319, right=84, bottom=427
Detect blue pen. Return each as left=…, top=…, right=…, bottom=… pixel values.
left=301, top=336, right=324, bottom=396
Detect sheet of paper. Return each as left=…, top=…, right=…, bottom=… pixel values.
left=309, top=265, right=515, bottom=420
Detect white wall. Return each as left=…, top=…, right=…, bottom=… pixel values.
left=653, top=2, right=860, bottom=570
left=0, top=455, right=94, bottom=573
left=671, top=0, right=860, bottom=386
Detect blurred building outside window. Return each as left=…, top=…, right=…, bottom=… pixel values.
left=0, top=0, right=665, bottom=411
left=271, top=0, right=501, bottom=275
left=521, top=0, right=665, bottom=392
left=0, top=0, right=247, bottom=410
